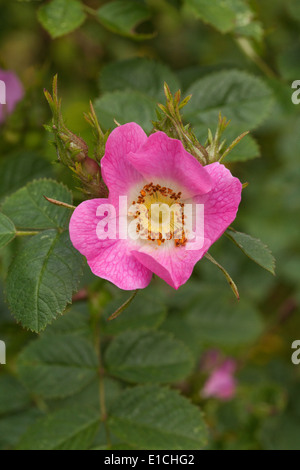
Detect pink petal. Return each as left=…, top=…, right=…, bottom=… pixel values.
left=194, top=162, right=242, bottom=245
left=202, top=365, right=237, bottom=401
left=69, top=198, right=152, bottom=290
left=132, top=238, right=211, bottom=290
left=89, top=240, right=152, bottom=290
left=101, top=123, right=147, bottom=201
left=128, top=132, right=213, bottom=199
left=0, top=70, right=24, bottom=124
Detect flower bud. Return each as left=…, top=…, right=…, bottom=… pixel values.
left=59, top=131, right=89, bottom=163
left=82, top=157, right=101, bottom=177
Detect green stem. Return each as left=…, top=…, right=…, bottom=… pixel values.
left=16, top=231, right=40, bottom=237
left=235, top=37, right=277, bottom=80
left=205, top=252, right=240, bottom=300
left=92, top=311, right=111, bottom=448
left=83, top=5, right=97, bottom=16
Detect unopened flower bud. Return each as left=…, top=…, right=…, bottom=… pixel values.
left=59, top=131, right=89, bottom=163
left=83, top=157, right=101, bottom=177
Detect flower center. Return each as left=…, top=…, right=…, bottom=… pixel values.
left=129, top=183, right=187, bottom=247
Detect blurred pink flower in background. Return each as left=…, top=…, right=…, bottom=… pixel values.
left=0, top=69, right=24, bottom=124
left=201, top=353, right=237, bottom=401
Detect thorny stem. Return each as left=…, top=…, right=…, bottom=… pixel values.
left=44, top=76, right=108, bottom=199
left=169, top=113, right=208, bottom=165
left=155, top=84, right=209, bottom=165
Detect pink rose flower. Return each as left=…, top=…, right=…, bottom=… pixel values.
left=69, top=123, right=242, bottom=290
left=201, top=359, right=237, bottom=401
left=0, top=70, right=24, bottom=124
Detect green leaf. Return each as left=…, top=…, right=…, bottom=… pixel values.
left=186, top=0, right=260, bottom=38
left=161, top=312, right=205, bottom=356
left=259, top=414, right=300, bottom=450
left=205, top=252, right=239, bottom=300
left=0, top=213, right=16, bottom=249
left=235, top=20, right=263, bottom=42
left=2, top=179, right=73, bottom=230
left=185, top=287, right=264, bottom=347
left=186, top=0, right=239, bottom=33
left=37, top=0, right=86, bottom=39
left=287, top=0, right=300, bottom=22
left=105, top=329, right=193, bottom=384
left=17, top=335, right=98, bottom=399
left=0, top=152, right=53, bottom=202
left=0, top=409, right=42, bottom=450
left=57, top=377, right=122, bottom=415
left=97, top=0, right=154, bottom=40
left=17, top=406, right=99, bottom=450
left=102, top=292, right=167, bottom=335
left=186, top=70, right=273, bottom=132
left=109, top=385, right=208, bottom=450
left=99, top=58, right=180, bottom=101
left=43, top=305, right=92, bottom=339
left=55, top=379, right=122, bottom=450
left=226, top=229, right=276, bottom=274
left=223, top=131, right=260, bottom=162
left=279, top=253, right=300, bottom=286
left=277, top=42, right=300, bottom=81
left=94, top=91, right=156, bottom=133
left=0, top=375, right=31, bottom=416
left=6, top=230, right=83, bottom=332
